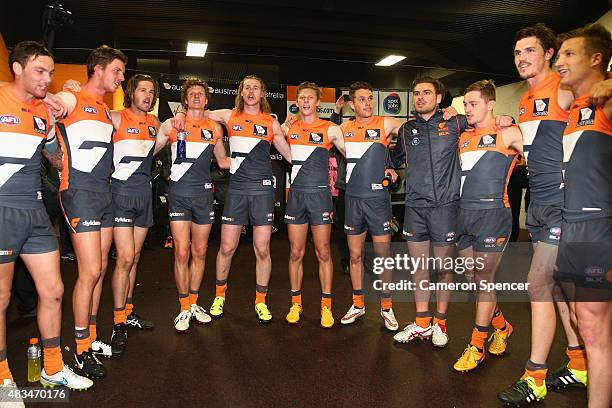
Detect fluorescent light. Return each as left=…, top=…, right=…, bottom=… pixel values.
left=186, top=41, right=208, bottom=57
left=375, top=55, right=406, bottom=66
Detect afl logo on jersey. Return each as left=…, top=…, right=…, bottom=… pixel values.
left=232, top=124, right=243, bottom=131
left=365, top=129, right=380, bottom=140
left=83, top=106, right=98, bottom=114
left=33, top=116, right=47, bottom=134
left=519, top=107, right=526, bottom=116
left=201, top=129, right=214, bottom=141
left=533, top=98, right=549, bottom=116
left=148, top=126, right=157, bottom=138
left=289, top=133, right=299, bottom=140
left=254, top=124, right=268, bottom=136
left=0, top=115, right=20, bottom=125
left=344, top=132, right=354, bottom=138
left=309, top=132, right=323, bottom=144
left=127, top=127, right=140, bottom=134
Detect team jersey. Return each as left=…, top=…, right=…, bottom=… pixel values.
left=0, top=86, right=53, bottom=209
left=56, top=90, right=114, bottom=192
left=168, top=116, right=219, bottom=196
left=343, top=116, right=389, bottom=199
left=562, top=95, right=612, bottom=222
left=226, top=110, right=276, bottom=193
left=111, top=109, right=158, bottom=195
left=518, top=72, right=568, bottom=204
left=287, top=118, right=333, bottom=192
left=458, top=126, right=518, bottom=210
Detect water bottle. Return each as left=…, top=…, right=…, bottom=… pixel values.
left=177, top=131, right=187, bottom=160
left=27, top=338, right=41, bottom=382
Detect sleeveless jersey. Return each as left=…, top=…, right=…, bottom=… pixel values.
left=168, top=116, right=219, bottom=196
left=287, top=118, right=333, bottom=192
left=458, top=126, right=518, bottom=209
left=111, top=109, right=158, bottom=195
left=562, top=95, right=612, bottom=222
left=343, top=116, right=389, bottom=199
left=0, top=86, right=52, bottom=209
left=518, top=72, right=568, bottom=204
left=226, top=111, right=275, bottom=193
left=56, top=90, right=114, bottom=192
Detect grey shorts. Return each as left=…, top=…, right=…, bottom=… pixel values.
left=169, top=193, right=215, bottom=225
left=526, top=202, right=563, bottom=246
left=403, top=202, right=458, bottom=246
left=0, top=206, right=58, bottom=264
left=344, top=196, right=392, bottom=236
left=456, top=207, right=511, bottom=253
left=285, top=189, right=333, bottom=225
left=113, top=192, right=153, bottom=228
left=60, top=189, right=113, bottom=233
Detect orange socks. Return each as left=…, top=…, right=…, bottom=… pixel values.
left=523, top=360, right=548, bottom=387
left=42, top=337, right=62, bottom=376
left=567, top=346, right=587, bottom=371
left=433, top=311, right=447, bottom=329
left=491, top=307, right=506, bottom=330
left=0, top=350, right=13, bottom=382
left=189, top=290, right=199, bottom=306
left=380, top=297, right=392, bottom=311
left=352, top=290, right=364, bottom=308
left=321, top=292, right=332, bottom=309
left=125, top=298, right=134, bottom=316
left=88, top=315, right=97, bottom=342
left=113, top=307, right=126, bottom=325
left=178, top=294, right=190, bottom=311
left=255, top=285, right=268, bottom=305
left=470, top=326, right=489, bottom=350
left=215, top=279, right=228, bottom=298
left=291, top=290, right=302, bottom=306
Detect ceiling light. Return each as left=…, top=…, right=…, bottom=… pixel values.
left=375, top=55, right=406, bottom=66
left=186, top=41, right=208, bottom=57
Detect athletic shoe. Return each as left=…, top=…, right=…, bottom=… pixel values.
left=286, top=303, right=302, bottom=324
left=431, top=323, right=449, bottom=347
left=453, top=345, right=485, bottom=372
left=546, top=363, right=587, bottom=389
left=255, top=303, right=272, bottom=324
left=110, top=323, right=128, bottom=357
left=488, top=321, right=514, bottom=355
left=126, top=313, right=155, bottom=330
left=321, top=306, right=334, bottom=328
left=190, top=304, right=212, bottom=324
left=0, top=379, right=24, bottom=407
left=380, top=308, right=398, bottom=331
left=393, top=322, right=432, bottom=343
left=210, top=296, right=225, bottom=318
left=91, top=340, right=112, bottom=358
left=174, top=310, right=192, bottom=333
left=498, top=377, right=547, bottom=405
left=340, top=304, right=366, bottom=325
left=74, top=349, right=106, bottom=379
left=40, top=365, right=93, bottom=391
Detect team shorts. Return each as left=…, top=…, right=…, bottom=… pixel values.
left=526, top=202, right=563, bottom=246
left=284, top=189, right=333, bottom=225
left=344, top=196, right=392, bottom=236
left=168, top=192, right=215, bottom=225
left=456, top=207, right=511, bottom=253
left=113, top=192, right=153, bottom=228
left=222, top=190, right=274, bottom=226
left=0, top=206, right=58, bottom=263
left=403, top=202, right=458, bottom=246
left=60, top=189, right=113, bottom=233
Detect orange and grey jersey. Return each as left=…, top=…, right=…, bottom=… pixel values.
left=562, top=95, right=612, bottom=222
left=458, top=126, right=518, bottom=210
left=226, top=110, right=275, bottom=193
left=0, top=86, right=53, bottom=209
left=168, top=117, right=218, bottom=196
left=111, top=109, right=158, bottom=196
left=287, top=118, right=333, bottom=192
left=343, top=116, right=389, bottom=199
left=518, top=72, right=567, bottom=205
left=57, top=90, right=114, bottom=193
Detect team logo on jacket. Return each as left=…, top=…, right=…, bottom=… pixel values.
left=411, top=137, right=420, bottom=146
left=201, top=129, right=214, bottom=141
left=309, top=132, right=323, bottom=144
left=533, top=98, right=549, bottom=116
left=254, top=124, right=268, bottom=136
left=365, top=129, right=380, bottom=140
left=33, top=116, right=47, bottom=134
left=127, top=127, right=140, bottom=134
left=148, top=126, right=157, bottom=138
left=478, top=134, right=496, bottom=148
left=576, top=106, right=595, bottom=127
left=83, top=106, right=98, bottom=114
